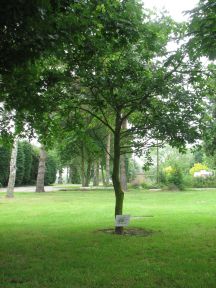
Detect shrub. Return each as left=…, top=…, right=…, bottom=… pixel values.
left=160, top=165, right=184, bottom=190
left=189, top=163, right=209, bottom=176
left=192, top=176, right=216, bottom=188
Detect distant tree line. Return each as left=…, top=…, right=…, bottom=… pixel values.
left=0, top=141, right=57, bottom=187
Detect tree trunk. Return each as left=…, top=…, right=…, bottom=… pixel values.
left=106, top=133, right=111, bottom=185
left=69, top=165, right=73, bottom=183
left=6, top=137, right=18, bottom=198
left=66, top=166, right=69, bottom=183
left=120, top=155, right=127, bottom=191
left=112, top=116, right=124, bottom=234
left=93, top=161, right=97, bottom=186
left=84, top=160, right=92, bottom=187
left=156, top=141, right=159, bottom=183
left=93, top=160, right=99, bottom=186
left=120, top=119, right=128, bottom=191
left=58, top=168, right=63, bottom=184
left=36, top=146, right=46, bottom=192
left=101, top=162, right=106, bottom=186
left=96, top=161, right=100, bottom=186
left=81, top=145, right=85, bottom=187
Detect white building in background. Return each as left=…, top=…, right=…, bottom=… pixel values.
left=194, top=170, right=214, bottom=178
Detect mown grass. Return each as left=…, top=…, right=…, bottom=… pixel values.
left=1, top=189, right=216, bottom=288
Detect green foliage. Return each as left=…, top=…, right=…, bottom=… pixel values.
left=190, top=162, right=209, bottom=175
left=192, top=176, right=216, bottom=188
left=21, top=141, right=33, bottom=184
left=69, top=164, right=81, bottom=184
left=126, top=157, right=142, bottom=183
left=30, top=147, right=39, bottom=185
left=160, top=165, right=184, bottom=190
left=0, top=141, right=57, bottom=187
left=45, top=154, right=57, bottom=185
left=184, top=174, right=216, bottom=188
left=15, top=142, right=25, bottom=186
left=0, top=0, right=71, bottom=73
left=0, top=144, right=10, bottom=186
left=188, top=0, right=216, bottom=60
left=202, top=65, right=216, bottom=161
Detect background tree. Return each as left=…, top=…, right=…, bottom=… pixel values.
left=7, top=137, right=18, bottom=198
left=15, top=142, right=25, bottom=186
left=21, top=141, right=33, bottom=185
left=45, top=153, right=57, bottom=185
left=36, top=146, right=47, bottom=192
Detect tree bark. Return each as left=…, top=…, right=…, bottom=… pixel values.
left=120, top=155, right=127, bottom=191
left=106, top=133, right=111, bottom=185
left=84, top=160, right=92, bottom=187
left=6, top=137, right=18, bottom=198
left=81, top=145, right=85, bottom=187
left=156, top=141, right=159, bottom=183
left=101, top=162, right=106, bottom=186
left=112, top=115, right=124, bottom=234
left=93, top=160, right=99, bottom=186
left=120, top=119, right=128, bottom=191
left=66, top=166, right=69, bottom=183
left=93, top=161, right=97, bottom=186
left=36, top=146, right=46, bottom=192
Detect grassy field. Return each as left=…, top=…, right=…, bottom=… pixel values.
left=1, top=189, right=216, bottom=288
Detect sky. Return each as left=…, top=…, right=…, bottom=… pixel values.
left=142, top=0, right=199, bottom=22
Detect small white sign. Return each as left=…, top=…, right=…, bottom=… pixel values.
left=115, top=215, right=131, bottom=227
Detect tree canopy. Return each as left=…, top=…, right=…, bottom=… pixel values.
left=188, top=0, right=216, bottom=60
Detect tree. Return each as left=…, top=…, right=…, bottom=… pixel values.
left=0, top=1, right=206, bottom=234
left=36, top=146, right=47, bottom=192
left=105, top=134, right=111, bottom=185
left=51, top=3, right=205, bottom=233
left=6, top=137, right=18, bottom=198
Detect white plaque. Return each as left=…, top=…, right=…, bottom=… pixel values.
left=115, top=215, right=131, bottom=227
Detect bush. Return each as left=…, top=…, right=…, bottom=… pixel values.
left=160, top=165, right=184, bottom=190
left=192, top=176, right=216, bottom=188
left=183, top=174, right=216, bottom=188
left=141, top=181, right=162, bottom=189
left=189, top=163, right=209, bottom=175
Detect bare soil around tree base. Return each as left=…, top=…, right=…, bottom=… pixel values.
left=97, top=227, right=155, bottom=237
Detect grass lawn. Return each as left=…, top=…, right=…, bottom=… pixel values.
left=1, top=189, right=216, bottom=288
